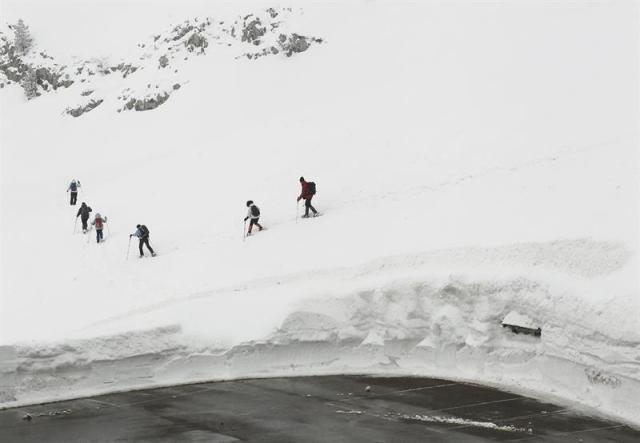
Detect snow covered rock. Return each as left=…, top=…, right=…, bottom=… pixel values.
left=66, top=99, right=103, bottom=117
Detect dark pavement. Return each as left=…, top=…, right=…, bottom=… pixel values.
left=0, top=375, right=638, bottom=442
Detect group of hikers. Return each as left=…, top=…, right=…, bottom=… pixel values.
left=67, top=179, right=155, bottom=258
left=65, top=176, right=319, bottom=257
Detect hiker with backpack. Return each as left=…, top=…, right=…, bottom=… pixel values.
left=91, top=213, right=108, bottom=243
left=244, top=200, right=263, bottom=236
left=67, top=179, right=81, bottom=205
left=130, top=224, right=156, bottom=257
left=76, top=202, right=92, bottom=233
left=297, top=177, right=318, bottom=218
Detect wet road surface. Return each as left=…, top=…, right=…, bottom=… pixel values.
left=1, top=375, right=638, bottom=442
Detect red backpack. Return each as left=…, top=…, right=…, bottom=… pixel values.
left=95, top=217, right=103, bottom=229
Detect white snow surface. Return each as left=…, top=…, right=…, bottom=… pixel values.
left=1, top=0, right=639, bottom=428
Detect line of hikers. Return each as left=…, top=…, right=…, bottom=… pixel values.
left=68, top=180, right=155, bottom=257
left=66, top=176, right=319, bottom=256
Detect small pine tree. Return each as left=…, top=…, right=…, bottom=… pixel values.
left=13, top=19, right=33, bottom=55
left=22, top=68, right=39, bottom=99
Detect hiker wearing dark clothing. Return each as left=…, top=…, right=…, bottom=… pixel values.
left=244, top=200, right=263, bottom=235
left=91, top=213, right=107, bottom=243
left=297, top=176, right=318, bottom=217
left=67, top=179, right=81, bottom=205
left=76, top=202, right=92, bottom=232
left=130, top=224, right=155, bottom=257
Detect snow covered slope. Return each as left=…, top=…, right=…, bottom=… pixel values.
left=1, top=0, right=639, bottom=427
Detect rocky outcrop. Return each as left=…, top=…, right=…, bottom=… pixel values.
left=185, top=32, right=208, bottom=53
left=170, top=23, right=194, bottom=42
left=123, top=92, right=170, bottom=112
left=278, top=33, right=322, bottom=57
left=34, top=67, right=74, bottom=90
left=2, top=9, right=324, bottom=111
left=241, top=18, right=266, bottom=45
left=66, top=99, right=103, bottom=117
left=109, top=63, right=138, bottom=78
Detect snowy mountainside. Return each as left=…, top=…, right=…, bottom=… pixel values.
left=0, top=7, right=321, bottom=116
left=1, top=0, right=639, bottom=428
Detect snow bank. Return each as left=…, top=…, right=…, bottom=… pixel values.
left=2, top=240, right=639, bottom=427
left=1, top=0, right=638, bottom=430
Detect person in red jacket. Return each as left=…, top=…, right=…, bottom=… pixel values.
left=297, top=176, right=318, bottom=218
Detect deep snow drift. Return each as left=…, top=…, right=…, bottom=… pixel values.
left=1, top=0, right=639, bottom=428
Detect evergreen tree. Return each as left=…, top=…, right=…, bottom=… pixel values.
left=13, top=19, right=33, bottom=55
left=22, top=68, right=39, bottom=99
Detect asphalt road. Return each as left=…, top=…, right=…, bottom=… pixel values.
left=1, top=375, right=638, bottom=442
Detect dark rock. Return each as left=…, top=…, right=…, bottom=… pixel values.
left=159, top=55, right=169, bottom=68
left=241, top=19, right=266, bottom=44
left=172, top=83, right=181, bottom=90
left=279, top=33, right=312, bottom=57
left=66, top=99, right=103, bottom=117
left=172, top=24, right=194, bottom=41
left=186, top=32, right=208, bottom=53
left=133, top=92, right=170, bottom=111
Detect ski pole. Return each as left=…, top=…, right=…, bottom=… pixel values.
left=243, top=220, right=247, bottom=242
left=295, top=201, right=299, bottom=223
left=73, top=217, right=78, bottom=234
left=86, top=225, right=91, bottom=243
left=106, top=223, right=111, bottom=237
left=126, top=236, right=132, bottom=260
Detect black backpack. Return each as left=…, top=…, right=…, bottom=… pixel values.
left=308, top=182, right=316, bottom=195
left=140, top=225, right=150, bottom=237
left=70, top=182, right=77, bottom=192
left=251, top=205, right=260, bottom=217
